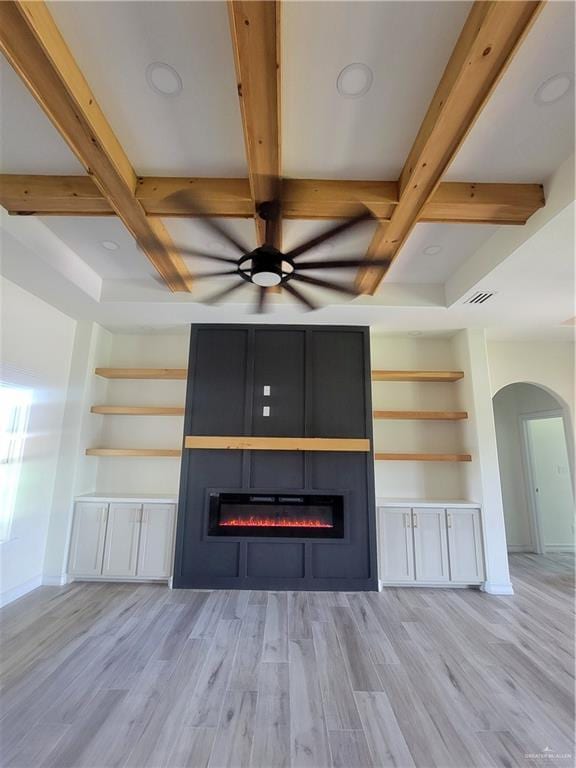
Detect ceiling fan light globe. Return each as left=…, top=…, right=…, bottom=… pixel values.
left=252, top=271, right=282, bottom=287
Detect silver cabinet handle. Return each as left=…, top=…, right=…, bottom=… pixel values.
left=447, top=513, right=452, bottom=528
left=412, top=513, right=418, bottom=528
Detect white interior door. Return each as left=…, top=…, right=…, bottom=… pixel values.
left=525, top=416, right=574, bottom=551
left=137, top=504, right=176, bottom=578
left=379, top=508, right=415, bottom=582
left=412, top=508, right=449, bottom=582
left=102, top=503, right=142, bottom=577
left=447, top=508, right=484, bottom=583
left=68, top=503, right=108, bottom=576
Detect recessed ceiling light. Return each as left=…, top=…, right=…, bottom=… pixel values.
left=146, top=62, right=183, bottom=97
left=534, top=73, right=573, bottom=106
left=336, top=63, right=373, bottom=98
left=423, top=245, right=442, bottom=256
left=408, top=331, right=423, bottom=337
left=100, top=240, right=119, bottom=251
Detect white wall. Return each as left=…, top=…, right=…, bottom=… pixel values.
left=488, top=340, right=575, bottom=426
left=493, top=382, right=573, bottom=551
left=0, top=277, right=77, bottom=605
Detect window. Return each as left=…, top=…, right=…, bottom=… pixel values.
left=0, top=384, right=32, bottom=542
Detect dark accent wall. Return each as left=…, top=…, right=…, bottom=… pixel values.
left=174, top=325, right=377, bottom=590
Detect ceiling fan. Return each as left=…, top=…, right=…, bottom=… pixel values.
left=161, top=195, right=393, bottom=312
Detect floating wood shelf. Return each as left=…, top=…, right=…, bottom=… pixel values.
left=95, top=368, right=187, bottom=380
left=375, top=452, right=471, bottom=462
left=184, top=436, right=370, bottom=452
left=373, top=410, right=468, bottom=420
left=372, top=370, right=464, bottom=383
left=91, top=406, right=185, bottom=416
left=86, top=448, right=182, bottom=457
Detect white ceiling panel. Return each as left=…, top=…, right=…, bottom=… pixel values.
left=447, top=1, right=575, bottom=183
left=385, top=223, right=500, bottom=285
left=282, top=1, right=471, bottom=179
left=0, top=57, right=84, bottom=173
left=47, top=1, right=247, bottom=176
left=39, top=216, right=158, bottom=281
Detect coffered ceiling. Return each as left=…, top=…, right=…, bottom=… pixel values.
left=0, top=0, right=574, bottom=338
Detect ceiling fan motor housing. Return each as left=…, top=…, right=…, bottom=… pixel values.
left=240, top=246, right=290, bottom=287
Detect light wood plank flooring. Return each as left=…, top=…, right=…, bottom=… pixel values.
left=0, top=554, right=573, bottom=767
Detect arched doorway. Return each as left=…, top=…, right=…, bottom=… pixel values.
left=493, top=382, right=574, bottom=554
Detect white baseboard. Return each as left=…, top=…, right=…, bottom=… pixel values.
left=481, top=581, right=514, bottom=595
left=507, top=545, right=533, bottom=553
left=545, top=544, right=575, bottom=552
left=42, top=575, right=70, bottom=586
left=0, top=575, right=42, bottom=607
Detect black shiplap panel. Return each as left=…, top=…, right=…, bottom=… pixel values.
left=309, top=330, right=366, bottom=438
left=247, top=542, right=305, bottom=578
left=310, top=453, right=370, bottom=579
left=176, top=450, right=243, bottom=582
left=252, top=329, right=305, bottom=436
left=250, top=451, right=305, bottom=489
left=189, top=328, right=248, bottom=435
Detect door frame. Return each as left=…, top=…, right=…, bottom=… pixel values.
left=519, top=409, right=567, bottom=555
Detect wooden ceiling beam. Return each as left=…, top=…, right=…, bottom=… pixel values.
left=1, top=175, right=544, bottom=225
left=228, top=0, right=282, bottom=248
left=0, top=1, right=191, bottom=292
left=356, top=0, right=545, bottom=294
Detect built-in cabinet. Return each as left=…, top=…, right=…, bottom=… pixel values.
left=378, top=504, right=484, bottom=586
left=68, top=498, right=176, bottom=581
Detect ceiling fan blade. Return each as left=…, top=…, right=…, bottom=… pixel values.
left=283, top=282, right=319, bottom=311
left=295, top=257, right=392, bottom=270
left=168, top=190, right=252, bottom=255
left=291, top=274, right=359, bottom=296
left=173, top=247, right=239, bottom=265
left=284, top=210, right=373, bottom=260
left=255, top=286, right=269, bottom=314
left=201, top=279, right=247, bottom=305
left=193, top=270, right=239, bottom=279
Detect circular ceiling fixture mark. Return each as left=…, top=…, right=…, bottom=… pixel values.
left=336, top=63, right=374, bottom=98
left=534, top=73, right=573, bottom=106
left=146, top=62, right=183, bottom=97
left=423, top=245, right=442, bottom=256
left=101, top=240, right=119, bottom=251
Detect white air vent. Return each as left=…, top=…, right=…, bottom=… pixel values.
left=463, top=290, right=497, bottom=305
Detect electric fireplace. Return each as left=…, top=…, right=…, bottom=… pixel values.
left=207, top=492, right=345, bottom=539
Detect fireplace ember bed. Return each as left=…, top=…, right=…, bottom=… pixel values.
left=207, top=492, right=345, bottom=539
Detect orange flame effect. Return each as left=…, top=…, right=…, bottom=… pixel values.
left=220, top=517, right=332, bottom=528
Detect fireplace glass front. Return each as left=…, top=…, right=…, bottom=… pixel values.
left=208, top=492, right=344, bottom=538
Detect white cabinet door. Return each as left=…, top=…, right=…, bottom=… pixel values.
left=412, top=508, right=450, bottom=582
left=137, top=504, right=176, bottom=578
left=68, top=503, right=108, bottom=576
left=447, top=508, right=484, bottom=583
left=379, top=508, right=415, bottom=582
left=102, top=504, right=142, bottom=577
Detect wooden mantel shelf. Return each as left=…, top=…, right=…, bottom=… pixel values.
left=184, top=436, right=371, bottom=452
left=372, top=370, right=464, bottom=382
left=95, top=368, right=187, bottom=379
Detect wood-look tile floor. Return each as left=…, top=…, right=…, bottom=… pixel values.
left=1, top=554, right=574, bottom=768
